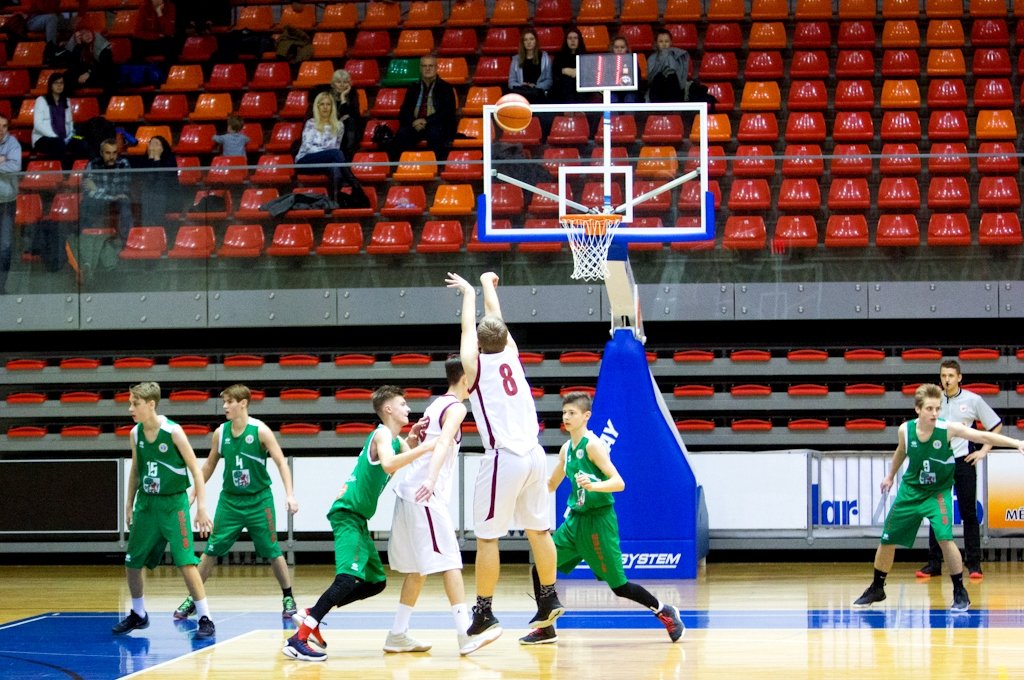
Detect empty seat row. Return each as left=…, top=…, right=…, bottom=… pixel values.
left=723, top=212, right=1022, bottom=249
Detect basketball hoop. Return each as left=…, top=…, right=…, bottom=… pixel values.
left=559, top=213, right=622, bottom=281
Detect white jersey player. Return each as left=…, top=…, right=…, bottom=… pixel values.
left=384, top=357, right=474, bottom=655
left=446, top=271, right=564, bottom=656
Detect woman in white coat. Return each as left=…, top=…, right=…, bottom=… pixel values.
left=32, top=72, right=83, bottom=166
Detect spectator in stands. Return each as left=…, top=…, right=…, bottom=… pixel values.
left=646, top=29, right=689, bottom=103
left=22, top=0, right=82, bottom=61
left=32, top=72, right=75, bottom=165
left=133, top=135, right=179, bottom=226
left=549, top=28, right=588, bottom=107
left=213, top=113, right=249, bottom=158
left=507, top=28, right=552, bottom=105
left=296, top=92, right=363, bottom=202
left=82, top=138, right=133, bottom=241
left=64, top=28, right=116, bottom=94
left=133, top=0, right=176, bottom=63
left=0, top=114, right=21, bottom=295
left=388, top=54, right=457, bottom=163
left=609, top=36, right=640, bottom=104
left=325, top=69, right=363, bottom=163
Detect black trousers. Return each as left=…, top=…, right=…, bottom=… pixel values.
left=927, top=456, right=981, bottom=569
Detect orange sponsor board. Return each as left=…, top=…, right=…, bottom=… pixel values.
left=986, top=451, right=1024, bottom=532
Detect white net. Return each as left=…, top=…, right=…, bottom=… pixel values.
left=559, top=214, right=622, bottom=281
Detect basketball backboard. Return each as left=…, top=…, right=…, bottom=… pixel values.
left=478, top=98, right=715, bottom=246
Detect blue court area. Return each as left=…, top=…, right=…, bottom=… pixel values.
left=3, top=607, right=1024, bottom=679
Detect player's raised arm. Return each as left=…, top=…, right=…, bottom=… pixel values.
left=578, top=437, right=625, bottom=494
left=446, top=272, right=480, bottom=378
left=261, top=422, right=299, bottom=515
left=374, top=427, right=436, bottom=475
left=173, top=425, right=213, bottom=536
left=479, top=271, right=518, bottom=353
left=951, top=421, right=1024, bottom=462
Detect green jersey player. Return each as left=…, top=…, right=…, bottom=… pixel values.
left=113, top=382, right=215, bottom=639
left=519, top=391, right=684, bottom=645
left=174, top=384, right=301, bottom=622
left=283, top=385, right=435, bottom=662
left=854, top=383, right=1024, bottom=612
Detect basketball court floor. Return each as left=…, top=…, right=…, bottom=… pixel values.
left=2, top=561, right=1023, bottom=679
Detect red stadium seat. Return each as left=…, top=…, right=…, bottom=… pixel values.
left=973, top=48, right=1011, bottom=76
left=978, top=213, right=1023, bottom=246
left=723, top=216, right=767, bottom=250
left=927, top=213, right=971, bottom=246
left=728, top=179, right=772, bottom=211
left=825, top=215, right=869, bottom=247
left=174, top=124, right=215, bottom=155
left=928, top=142, right=969, bottom=174
left=880, top=110, right=922, bottom=142
left=977, top=142, right=1019, bottom=175
left=880, top=49, right=920, bottom=76
left=927, top=177, right=971, bottom=210
left=317, top=223, right=364, bottom=255
left=827, top=178, right=871, bottom=211
left=777, top=178, right=821, bottom=211
left=119, top=227, right=167, bottom=260
left=879, top=143, right=921, bottom=176
left=786, top=80, right=828, bottom=110
left=380, top=186, right=427, bottom=218
left=785, top=112, right=826, bottom=142
left=977, top=177, right=1021, bottom=210
left=837, top=20, right=875, bottom=48
left=250, top=61, right=292, bottom=90
left=926, top=78, right=967, bottom=109
left=790, top=51, right=830, bottom=78
left=876, top=214, right=920, bottom=246
left=217, top=225, right=265, bottom=258
left=168, top=226, right=216, bottom=259
left=416, top=220, right=464, bottom=253
left=367, top=221, right=414, bottom=254
left=773, top=215, right=819, bottom=248
left=830, top=144, right=872, bottom=176
left=877, top=177, right=921, bottom=210
left=832, top=111, right=874, bottom=142
left=833, top=80, right=874, bottom=110
left=234, top=188, right=277, bottom=220
left=266, top=223, right=314, bottom=257
left=781, top=144, right=824, bottom=178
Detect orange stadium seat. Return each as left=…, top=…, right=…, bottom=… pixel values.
left=161, top=64, right=203, bottom=92
left=319, top=3, right=358, bottom=30
left=748, top=22, right=787, bottom=50
left=190, top=93, right=232, bottom=121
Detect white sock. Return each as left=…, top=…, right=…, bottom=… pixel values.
left=302, top=614, right=320, bottom=629
left=452, top=603, right=470, bottom=633
left=131, top=598, right=146, bottom=617
left=650, top=600, right=663, bottom=614
left=194, top=597, right=211, bottom=620
left=391, top=603, right=414, bottom=635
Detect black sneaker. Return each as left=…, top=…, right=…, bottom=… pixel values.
left=951, top=587, right=971, bottom=613
left=518, top=626, right=557, bottom=645
left=112, top=610, right=149, bottom=634
left=915, top=563, right=941, bottom=578
left=853, top=584, right=886, bottom=607
left=467, top=605, right=500, bottom=636
left=967, top=565, right=983, bottom=580
left=195, top=615, right=216, bottom=639
left=656, top=604, right=685, bottom=642
left=528, top=592, right=565, bottom=628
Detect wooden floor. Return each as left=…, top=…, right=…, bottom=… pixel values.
left=3, top=561, right=1024, bottom=679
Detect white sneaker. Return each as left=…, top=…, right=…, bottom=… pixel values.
left=459, top=626, right=503, bottom=656
left=383, top=631, right=432, bottom=653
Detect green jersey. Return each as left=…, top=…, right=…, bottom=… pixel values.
left=902, top=418, right=956, bottom=492
left=218, top=417, right=272, bottom=496
left=564, top=434, right=613, bottom=514
left=134, top=416, right=190, bottom=496
left=329, top=425, right=399, bottom=520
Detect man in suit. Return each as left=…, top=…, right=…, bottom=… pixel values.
left=387, top=54, right=457, bottom=163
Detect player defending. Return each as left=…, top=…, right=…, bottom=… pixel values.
left=446, top=271, right=563, bottom=655
left=113, top=382, right=216, bottom=639
left=283, top=385, right=435, bottom=662
left=917, top=360, right=1001, bottom=580
left=173, top=384, right=300, bottom=622
left=384, top=357, right=473, bottom=654
left=853, top=383, right=1024, bottom=612
left=520, top=391, right=685, bottom=645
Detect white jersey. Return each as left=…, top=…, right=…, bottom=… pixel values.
left=395, top=394, right=463, bottom=504
left=469, top=346, right=540, bottom=455
left=940, top=388, right=1001, bottom=458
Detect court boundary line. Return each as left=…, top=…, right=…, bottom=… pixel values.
left=118, top=629, right=262, bottom=679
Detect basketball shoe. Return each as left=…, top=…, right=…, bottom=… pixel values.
left=519, top=626, right=558, bottom=645
left=174, top=596, right=195, bottom=619
left=853, top=584, right=886, bottom=607
left=195, top=616, right=216, bottom=639
left=112, top=610, right=149, bottom=634
left=656, top=604, right=685, bottom=642
left=528, top=592, right=565, bottom=628
left=460, top=606, right=503, bottom=656
left=282, top=595, right=298, bottom=618
left=383, top=631, right=432, bottom=653
left=291, top=608, right=328, bottom=650
left=951, top=587, right=971, bottom=613
left=283, top=634, right=327, bottom=662
left=915, top=563, right=941, bottom=578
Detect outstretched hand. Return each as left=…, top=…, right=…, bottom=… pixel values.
left=445, top=272, right=474, bottom=295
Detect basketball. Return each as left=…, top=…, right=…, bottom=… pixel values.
left=493, top=93, right=532, bottom=133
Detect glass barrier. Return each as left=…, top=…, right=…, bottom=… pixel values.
left=2, top=150, right=1021, bottom=299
